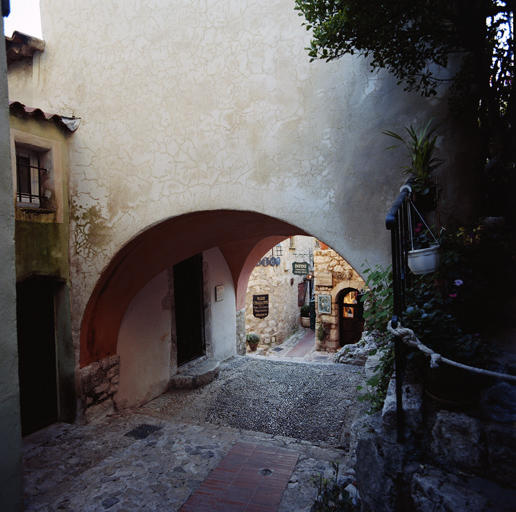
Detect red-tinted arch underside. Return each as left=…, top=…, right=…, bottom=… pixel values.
left=80, top=210, right=307, bottom=366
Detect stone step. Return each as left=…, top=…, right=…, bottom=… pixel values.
left=169, top=358, right=220, bottom=390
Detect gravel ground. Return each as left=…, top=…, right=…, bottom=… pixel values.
left=140, top=356, right=363, bottom=446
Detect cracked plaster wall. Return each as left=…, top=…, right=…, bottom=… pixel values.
left=9, top=1, right=460, bottom=366
left=0, top=18, right=23, bottom=511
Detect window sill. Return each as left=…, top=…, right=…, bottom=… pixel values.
left=17, top=206, right=56, bottom=215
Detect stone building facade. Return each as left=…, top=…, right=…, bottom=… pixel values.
left=314, top=246, right=365, bottom=352
left=245, top=236, right=314, bottom=351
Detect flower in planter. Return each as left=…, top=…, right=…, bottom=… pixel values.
left=411, top=223, right=439, bottom=250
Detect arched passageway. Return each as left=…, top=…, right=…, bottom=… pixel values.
left=80, top=210, right=308, bottom=368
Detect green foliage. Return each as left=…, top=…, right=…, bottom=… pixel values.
left=294, top=0, right=455, bottom=95
left=301, top=304, right=311, bottom=317
left=356, top=263, right=396, bottom=412
left=436, top=224, right=516, bottom=334
left=382, top=120, right=443, bottom=197
left=360, top=264, right=393, bottom=332
left=404, top=275, right=485, bottom=366
left=246, top=332, right=260, bottom=345
left=356, top=337, right=395, bottom=414
left=317, top=322, right=331, bottom=341
left=311, top=461, right=359, bottom=511
left=294, top=0, right=515, bottom=219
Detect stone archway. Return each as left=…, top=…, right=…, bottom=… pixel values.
left=78, top=210, right=311, bottom=417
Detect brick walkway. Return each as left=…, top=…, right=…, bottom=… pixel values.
left=284, top=330, right=315, bottom=358
left=180, top=442, right=299, bottom=512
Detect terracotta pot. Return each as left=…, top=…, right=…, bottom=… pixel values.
left=301, top=316, right=310, bottom=327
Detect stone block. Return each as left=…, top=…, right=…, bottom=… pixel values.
left=484, top=422, right=516, bottom=487
left=326, top=341, right=340, bottom=351
left=430, top=411, right=482, bottom=471
left=410, top=468, right=487, bottom=512
left=355, top=430, right=400, bottom=512
left=382, top=376, right=423, bottom=437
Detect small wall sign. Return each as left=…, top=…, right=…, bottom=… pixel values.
left=215, top=285, right=225, bottom=302
left=253, top=294, right=269, bottom=318
left=292, top=262, right=309, bottom=275
left=316, top=272, right=333, bottom=287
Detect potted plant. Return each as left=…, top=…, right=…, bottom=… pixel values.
left=383, top=120, right=442, bottom=211
left=300, top=304, right=310, bottom=327
left=407, top=222, right=440, bottom=275
left=246, top=332, right=260, bottom=351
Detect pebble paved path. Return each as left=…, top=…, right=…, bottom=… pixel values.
left=22, top=356, right=364, bottom=511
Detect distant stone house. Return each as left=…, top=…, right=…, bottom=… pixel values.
left=245, top=236, right=314, bottom=350
left=245, top=236, right=366, bottom=354
left=313, top=245, right=365, bottom=352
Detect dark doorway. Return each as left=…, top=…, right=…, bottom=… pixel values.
left=16, top=278, right=58, bottom=436
left=338, top=288, right=364, bottom=346
left=174, top=253, right=206, bottom=366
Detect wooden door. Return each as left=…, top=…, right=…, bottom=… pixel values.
left=339, top=289, right=364, bottom=347
left=16, top=278, right=58, bottom=436
left=173, top=254, right=205, bottom=366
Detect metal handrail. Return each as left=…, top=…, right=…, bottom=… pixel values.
left=385, top=179, right=413, bottom=442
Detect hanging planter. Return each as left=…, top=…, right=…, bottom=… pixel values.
left=407, top=199, right=440, bottom=275
left=408, top=245, right=440, bottom=275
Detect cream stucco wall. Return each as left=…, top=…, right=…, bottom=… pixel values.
left=7, top=1, right=465, bottom=379
left=116, top=270, right=171, bottom=410
left=0, top=16, right=23, bottom=512
left=204, top=248, right=237, bottom=361
left=116, top=248, right=236, bottom=409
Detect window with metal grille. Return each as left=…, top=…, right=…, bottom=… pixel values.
left=16, top=148, right=47, bottom=206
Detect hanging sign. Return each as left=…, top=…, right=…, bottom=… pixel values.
left=298, top=282, right=307, bottom=306
left=292, top=262, right=309, bottom=275
left=253, top=294, right=269, bottom=318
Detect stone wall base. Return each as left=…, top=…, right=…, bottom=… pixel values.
left=354, top=370, right=516, bottom=511
left=79, top=355, right=120, bottom=423
left=236, top=308, right=246, bottom=355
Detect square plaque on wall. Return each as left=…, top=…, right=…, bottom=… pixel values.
left=215, top=285, right=225, bottom=302
left=316, top=272, right=333, bottom=287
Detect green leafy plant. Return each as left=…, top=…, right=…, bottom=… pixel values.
left=437, top=223, right=515, bottom=334
left=311, top=461, right=358, bottom=511
left=317, top=322, right=331, bottom=341
left=301, top=304, right=311, bottom=318
left=383, top=120, right=443, bottom=202
left=356, top=264, right=395, bottom=412
left=246, top=332, right=260, bottom=350
left=410, top=222, right=439, bottom=250
left=356, top=338, right=395, bottom=414
left=360, top=263, right=393, bottom=332
left=404, top=275, right=485, bottom=366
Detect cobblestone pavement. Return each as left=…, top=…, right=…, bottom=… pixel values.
left=23, top=356, right=364, bottom=512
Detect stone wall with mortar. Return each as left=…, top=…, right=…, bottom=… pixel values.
left=245, top=236, right=313, bottom=351
left=79, top=355, right=120, bottom=423
left=314, top=247, right=365, bottom=352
